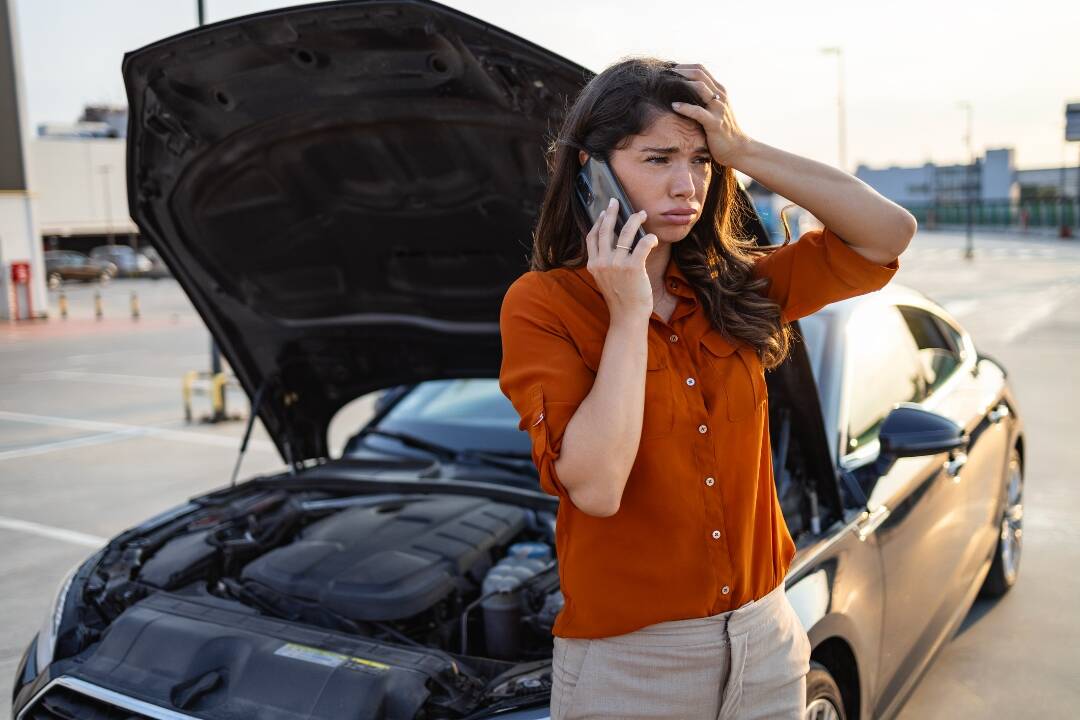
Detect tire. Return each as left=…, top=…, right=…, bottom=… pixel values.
left=979, top=445, right=1023, bottom=598
left=805, top=661, right=846, bottom=720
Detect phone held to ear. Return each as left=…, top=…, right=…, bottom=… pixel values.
left=575, top=157, right=649, bottom=253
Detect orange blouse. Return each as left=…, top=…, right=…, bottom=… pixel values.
left=498, top=227, right=900, bottom=638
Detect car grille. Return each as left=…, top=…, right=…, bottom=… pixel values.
left=18, top=678, right=195, bottom=720
left=23, top=685, right=151, bottom=719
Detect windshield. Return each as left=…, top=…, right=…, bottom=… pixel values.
left=342, top=379, right=532, bottom=460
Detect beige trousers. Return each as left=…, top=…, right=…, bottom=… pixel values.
left=549, top=583, right=812, bottom=720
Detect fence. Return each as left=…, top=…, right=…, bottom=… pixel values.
left=904, top=198, right=1080, bottom=232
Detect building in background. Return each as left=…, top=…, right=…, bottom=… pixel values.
left=855, top=148, right=1019, bottom=206
left=79, top=104, right=127, bottom=138
left=0, top=0, right=46, bottom=320
left=29, top=105, right=136, bottom=253
left=856, top=147, right=1078, bottom=234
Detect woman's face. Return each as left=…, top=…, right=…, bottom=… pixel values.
left=581, top=111, right=713, bottom=246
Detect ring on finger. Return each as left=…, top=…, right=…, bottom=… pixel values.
left=709, top=92, right=721, bottom=102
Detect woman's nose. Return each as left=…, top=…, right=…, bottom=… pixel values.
left=670, top=166, right=695, bottom=197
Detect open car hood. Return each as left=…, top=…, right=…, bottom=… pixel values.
left=121, top=0, right=835, bottom=492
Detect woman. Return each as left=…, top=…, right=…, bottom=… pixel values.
left=498, top=58, right=915, bottom=720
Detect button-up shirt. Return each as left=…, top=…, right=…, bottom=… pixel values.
left=498, top=227, right=900, bottom=638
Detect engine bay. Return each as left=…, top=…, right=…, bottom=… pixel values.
left=63, top=485, right=563, bottom=719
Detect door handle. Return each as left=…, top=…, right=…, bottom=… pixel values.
left=854, top=505, right=890, bottom=541
left=944, top=450, right=967, bottom=481
left=988, top=403, right=1010, bottom=424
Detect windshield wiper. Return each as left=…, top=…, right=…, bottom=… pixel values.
left=360, top=429, right=537, bottom=478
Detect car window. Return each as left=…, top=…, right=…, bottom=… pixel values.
left=897, top=305, right=964, bottom=396
left=843, top=305, right=925, bottom=456
left=384, top=379, right=521, bottom=429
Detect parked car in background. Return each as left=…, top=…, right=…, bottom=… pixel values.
left=89, top=244, right=153, bottom=277
left=12, top=2, right=1026, bottom=720
left=138, top=245, right=173, bottom=278
left=43, top=250, right=116, bottom=288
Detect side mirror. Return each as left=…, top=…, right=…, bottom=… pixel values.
left=872, top=402, right=969, bottom=477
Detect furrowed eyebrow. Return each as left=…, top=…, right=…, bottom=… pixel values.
left=639, top=146, right=711, bottom=154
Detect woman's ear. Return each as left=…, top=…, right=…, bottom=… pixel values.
left=578, top=149, right=588, bottom=166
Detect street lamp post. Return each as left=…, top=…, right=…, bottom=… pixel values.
left=820, top=47, right=847, bottom=172
left=958, top=101, right=974, bottom=260
left=196, top=0, right=225, bottom=417
left=98, top=165, right=114, bottom=246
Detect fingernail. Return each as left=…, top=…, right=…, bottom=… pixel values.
left=671, top=102, right=682, bottom=109
left=608, top=197, right=616, bottom=207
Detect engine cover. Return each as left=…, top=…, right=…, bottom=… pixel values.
left=242, top=494, right=527, bottom=621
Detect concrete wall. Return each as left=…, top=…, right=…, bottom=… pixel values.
left=29, top=137, right=135, bottom=237
left=0, top=0, right=46, bottom=319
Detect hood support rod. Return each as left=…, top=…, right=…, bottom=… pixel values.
left=231, top=378, right=270, bottom=487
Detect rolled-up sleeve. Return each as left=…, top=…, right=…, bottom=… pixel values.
left=751, top=226, right=900, bottom=323
left=498, top=272, right=596, bottom=500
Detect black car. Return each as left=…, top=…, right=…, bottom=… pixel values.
left=12, top=2, right=1024, bottom=719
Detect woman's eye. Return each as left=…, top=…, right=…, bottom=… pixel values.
left=646, top=156, right=667, bottom=164
left=694, top=156, right=711, bottom=165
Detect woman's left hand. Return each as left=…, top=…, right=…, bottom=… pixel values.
left=669, top=64, right=753, bottom=168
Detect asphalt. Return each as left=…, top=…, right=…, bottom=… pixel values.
left=1, top=230, right=1078, bottom=718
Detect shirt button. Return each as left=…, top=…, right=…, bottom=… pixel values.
left=721, top=586, right=730, bottom=595
left=705, top=477, right=715, bottom=486
left=669, top=334, right=679, bottom=343
left=698, top=424, right=708, bottom=434
left=686, top=377, right=696, bottom=387
left=712, top=530, right=721, bottom=539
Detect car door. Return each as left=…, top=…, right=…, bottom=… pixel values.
left=898, top=304, right=1011, bottom=591
left=838, top=303, right=971, bottom=712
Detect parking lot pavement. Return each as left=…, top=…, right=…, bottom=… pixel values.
left=2, top=231, right=1080, bottom=718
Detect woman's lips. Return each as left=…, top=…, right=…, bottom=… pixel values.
left=659, top=211, right=697, bottom=225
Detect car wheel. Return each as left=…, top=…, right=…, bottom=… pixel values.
left=47, top=272, right=62, bottom=289
left=805, top=661, right=846, bottom=720
left=979, top=445, right=1023, bottom=598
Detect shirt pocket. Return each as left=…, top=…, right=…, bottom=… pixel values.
left=580, top=339, right=675, bottom=440
left=700, top=330, right=766, bottom=423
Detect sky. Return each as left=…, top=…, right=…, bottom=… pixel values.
left=11, top=0, right=1080, bottom=171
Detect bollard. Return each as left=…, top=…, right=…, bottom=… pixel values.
left=130, top=291, right=140, bottom=320
left=58, top=290, right=68, bottom=319
left=211, top=372, right=228, bottom=422
left=182, top=370, right=198, bottom=423
left=94, top=290, right=103, bottom=320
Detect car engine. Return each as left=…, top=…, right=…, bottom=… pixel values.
left=59, top=486, right=562, bottom=719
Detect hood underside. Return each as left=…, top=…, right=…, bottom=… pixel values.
left=121, top=0, right=829, bottom=475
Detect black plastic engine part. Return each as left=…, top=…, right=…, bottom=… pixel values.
left=241, top=494, right=527, bottom=621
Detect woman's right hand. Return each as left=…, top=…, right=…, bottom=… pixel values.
left=585, top=198, right=660, bottom=323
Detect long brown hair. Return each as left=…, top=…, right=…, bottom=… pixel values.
left=530, top=56, right=796, bottom=370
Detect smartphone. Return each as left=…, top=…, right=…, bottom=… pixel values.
left=575, top=157, right=649, bottom=252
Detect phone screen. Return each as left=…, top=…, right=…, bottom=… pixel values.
left=575, top=158, right=649, bottom=252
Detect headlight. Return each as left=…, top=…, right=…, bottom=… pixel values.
left=34, top=561, right=81, bottom=671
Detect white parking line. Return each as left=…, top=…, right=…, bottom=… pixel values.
left=20, top=370, right=182, bottom=389
left=0, top=428, right=149, bottom=462
left=0, top=515, right=106, bottom=548
left=0, top=410, right=277, bottom=461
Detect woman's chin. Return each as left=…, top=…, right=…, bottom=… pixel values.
left=653, top=226, right=696, bottom=245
